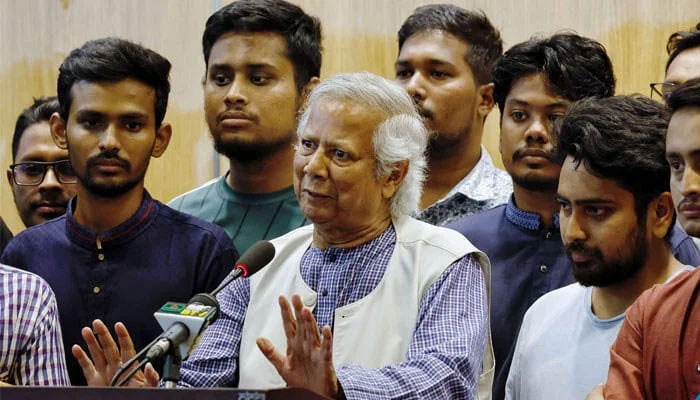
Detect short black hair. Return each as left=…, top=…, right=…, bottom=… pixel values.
left=665, top=22, right=700, bottom=72
left=202, top=0, right=322, bottom=91
left=554, top=96, right=674, bottom=238
left=667, top=77, right=700, bottom=113
left=493, top=33, right=616, bottom=113
left=12, top=96, right=60, bottom=162
left=57, top=37, right=171, bottom=129
left=398, top=4, right=502, bottom=85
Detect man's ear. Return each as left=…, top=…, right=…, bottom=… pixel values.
left=381, top=160, right=409, bottom=200
left=49, top=112, right=68, bottom=150
left=7, top=167, right=14, bottom=188
left=302, top=77, right=321, bottom=101
left=477, top=82, right=496, bottom=120
left=151, top=122, right=172, bottom=158
left=649, top=192, right=675, bottom=239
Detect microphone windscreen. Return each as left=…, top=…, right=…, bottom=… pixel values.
left=235, top=240, right=275, bottom=277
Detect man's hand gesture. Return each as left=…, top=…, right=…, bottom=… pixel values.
left=71, top=319, right=160, bottom=387
left=256, top=295, right=339, bottom=398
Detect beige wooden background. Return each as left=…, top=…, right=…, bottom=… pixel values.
left=1, top=0, right=697, bottom=234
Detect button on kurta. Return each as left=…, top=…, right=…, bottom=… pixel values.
left=97, top=254, right=105, bottom=261
left=93, top=286, right=101, bottom=294
left=540, top=265, right=548, bottom=273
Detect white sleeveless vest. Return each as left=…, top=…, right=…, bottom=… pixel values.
left=238, top=216, right=494, bottom=399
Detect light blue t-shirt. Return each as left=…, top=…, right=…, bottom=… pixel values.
left=505, top=266, right=693, bottom=400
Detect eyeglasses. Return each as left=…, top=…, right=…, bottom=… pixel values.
left=649, top=82, right=677, bottom=102
left=9, top=160, right=77, bottom=186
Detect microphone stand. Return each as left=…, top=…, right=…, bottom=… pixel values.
left=162, top=345, right=182, bottom=389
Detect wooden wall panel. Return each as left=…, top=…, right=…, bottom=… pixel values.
left=2, top=0, right=698, bottom=234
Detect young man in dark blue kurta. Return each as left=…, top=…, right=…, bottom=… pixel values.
left=447, top=33, right=700, bottom=400
left=0, top=38, right=237, bottom=385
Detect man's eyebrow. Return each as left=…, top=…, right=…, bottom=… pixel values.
left=74, top=109, right=104, bottom=118
left=395, top=58, right=454, bottom=67
left=572, top=198, right=617, bottom=205
left=120, top=112, right=149, bottom=120
left=667, top=149, right=700, bottom=158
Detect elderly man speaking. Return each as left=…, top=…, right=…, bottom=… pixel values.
left=73, top=73, right=491, bottom=399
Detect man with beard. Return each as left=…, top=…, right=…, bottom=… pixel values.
left=72, top=73, right=491, bottom=399
left=583, top=79, right=700, bottom=400
left=0, top=38, right=237, bottom=385
left=169, top=0, right=320, bottom=253
left=504, top=95, right=691, bottom=400
left=394, top=4, right=512, bottom=226
left=7, top=97, right=77, bottom=229
left=447, top=33, right=700, bottom=400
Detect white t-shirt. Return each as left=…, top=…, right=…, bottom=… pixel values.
left=505, top=266, right=693, bottom=400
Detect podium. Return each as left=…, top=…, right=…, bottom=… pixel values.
left=0, top=386, right=331, bottom=400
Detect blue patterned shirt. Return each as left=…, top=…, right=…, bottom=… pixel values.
left=416, top=147, right=512, bottom=226
left=178, top=225, right=488, bottom=399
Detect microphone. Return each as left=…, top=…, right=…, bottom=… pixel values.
left=151, top=240, right=276, bottom=360
left=112, top=241, right=276, bottom=387
left=210, top=240, right=276, bottom=296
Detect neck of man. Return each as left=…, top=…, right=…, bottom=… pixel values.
left=420, top=126, right=483, bottom=210
left=226, top=145, right=295, bottom=194
left=312, top=214, right=392, bottom=250
left=73, top=182, right=146, bottom=234
left=591, top=241, right=684, bottom=320
left=512, top=182, right=560, bottom=228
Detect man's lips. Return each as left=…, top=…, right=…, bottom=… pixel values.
left=303, top=189, right=333, bottom=200
left=569, top=251, right=592, bottom=264
left=679, top=202, right=700, bottom=218
left=35, top=202, right=67, bottom=215
left=92, top=159, right=127, bottom=173
left=218, top=111, right=254, bottom=128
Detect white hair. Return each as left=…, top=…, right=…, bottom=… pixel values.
left=297, top=72, right=428, bottom=218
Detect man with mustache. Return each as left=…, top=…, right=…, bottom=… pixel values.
left=504, top=95, right=692, bottom=400
left=72, top=73, right=492, bottom=399
left=7, top=97, right=77, bottom=230
left=394, top=4, right=512, bottom=226
left=169, top=0, right=320, bottom=253
left=447, top=33, right=700, bottom=400
left=587, top=78, right=700, bottom=400
left=0, top=37, right=237, bottom=385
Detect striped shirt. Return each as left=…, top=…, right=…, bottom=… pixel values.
left=178, top=225, right=488, bottom=399
left=0, top=264, right=69, bottom=386
left=169, top=174, right=309, bottom=254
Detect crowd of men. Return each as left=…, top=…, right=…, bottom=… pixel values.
left=0, top=1, right=698, bottom=399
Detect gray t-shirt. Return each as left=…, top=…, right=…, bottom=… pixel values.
left=505, top=266, right=694, bottom=400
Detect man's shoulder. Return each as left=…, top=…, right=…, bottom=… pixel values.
left=0, top=263, right=55, bottom=297
left=446, top=204, right=507, bottom=235
left=168, top=177, right=222, bottom=212
left=519, top=283, right=585, bottom=340
left=527, top=283, right=583, bottom=315
left=156, top=200, right=232, bottom=244
left=3, top=217, right=65, bottom=249
left=637, top=267, right=700, bottom=316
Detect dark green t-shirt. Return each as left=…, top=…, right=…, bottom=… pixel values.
left=169, top=176, right=308, bottom=253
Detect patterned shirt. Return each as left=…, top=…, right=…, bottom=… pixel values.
left=0, top=264, right=69, bottom=386
left=416, top=146, right=512, bottom=226
left=178, top=225, right=489, bottom=399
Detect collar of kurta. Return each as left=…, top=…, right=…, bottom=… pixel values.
left=505, top=195, right=560, bottom=231
left=64, top=190, right=158, bottom=249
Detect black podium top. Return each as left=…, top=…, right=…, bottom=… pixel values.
left=0, top=386, right=331, bottom=400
